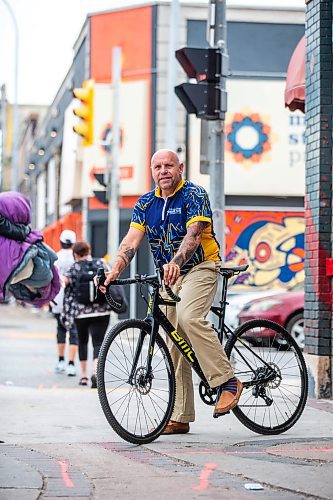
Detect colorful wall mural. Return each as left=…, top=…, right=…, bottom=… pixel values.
left=225, top=211, right=305, bottom=291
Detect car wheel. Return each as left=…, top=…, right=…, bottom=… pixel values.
left=286, top=312, right=304, bottom=350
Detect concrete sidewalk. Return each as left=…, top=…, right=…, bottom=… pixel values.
left=1, top=303, right=333, bottom=499
left=1, top=384, right=332, bottom=499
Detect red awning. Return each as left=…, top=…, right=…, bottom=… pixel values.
left=284, top=35, right=305, bottom=113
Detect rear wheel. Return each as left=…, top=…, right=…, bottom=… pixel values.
left=225, top=319, right=308, bottom=435
left=97, top=319, right=175, bottom=444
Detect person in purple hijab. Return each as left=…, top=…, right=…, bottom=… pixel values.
left=0, top=191, right=61, bottom=306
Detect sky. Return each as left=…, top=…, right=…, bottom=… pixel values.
left=0, top=0, right=304, bottom=106
left=0, top=0, right=147, bottom=105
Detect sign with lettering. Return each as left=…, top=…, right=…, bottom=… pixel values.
left=189, top=79, right=305, bottom=197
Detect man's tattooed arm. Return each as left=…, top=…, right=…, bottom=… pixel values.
left=101, top=226, right=145, bottom=287
left=110, top=226, right=145, bottom=276
left=114, top=240, right=136, bottom=271
left=171, top=221, right=209, bottom=268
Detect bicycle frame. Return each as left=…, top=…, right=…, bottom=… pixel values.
left=210, top=270, right=234, bottom=343
left=128, top=283, right=209, bottom=388
left=128, top=269, right=237, bottom=389
left=127, top=269, right=276, bottom=392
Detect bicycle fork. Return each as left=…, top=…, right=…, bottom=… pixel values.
left=127, top=296, right=159, bottom=386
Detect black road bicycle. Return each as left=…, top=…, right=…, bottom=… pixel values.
left=97, top=264, right=308, bottom=445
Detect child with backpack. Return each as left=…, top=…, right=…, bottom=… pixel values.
left=61, top=240, right=127, bottom=388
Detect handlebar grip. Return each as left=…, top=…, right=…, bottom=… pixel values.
left=96, top=268, right=123, bottom=312
left=165, top=285, right=181, bottom=302
left=104, top=290, right=123, bottom=313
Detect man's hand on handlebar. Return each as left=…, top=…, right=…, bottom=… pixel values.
left=163, top=262, right=180, bottom=287
left=93, top=270, right=119, bottom=294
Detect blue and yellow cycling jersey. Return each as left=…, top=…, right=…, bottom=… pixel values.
left=130, top=179, right=221, bottom=274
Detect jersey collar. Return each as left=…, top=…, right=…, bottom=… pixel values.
left=155, top=178, right=185, bottom=198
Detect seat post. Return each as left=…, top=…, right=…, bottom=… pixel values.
left=217, top=271, right=231, bottom=332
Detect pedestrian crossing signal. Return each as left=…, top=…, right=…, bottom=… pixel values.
left=175, top=47, right=226, bottom=120
left=73, top=79, right=94, bottom=146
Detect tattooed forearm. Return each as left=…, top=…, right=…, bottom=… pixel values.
left=171, top=221, right=208, bottom=268
left=113, top=241, right=136, bottom=271
left=124, top=248, right=135, bottom=262
left=117, top=254, right=128, bottom=267
left=173, top=254, right=186, bottom=267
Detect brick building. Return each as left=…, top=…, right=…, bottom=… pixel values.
left=304, top=0, right=332, bottom=398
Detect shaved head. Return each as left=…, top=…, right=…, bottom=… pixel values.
left=151, top=149, right=180, bottom=166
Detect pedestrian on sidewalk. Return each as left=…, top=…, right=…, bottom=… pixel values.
left=51, top=230, right=78, bottom=376
left=62, top=240, right=126, bottom=389
left=0, top=191, right=61, bottom=307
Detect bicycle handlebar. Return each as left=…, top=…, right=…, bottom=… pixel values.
left=164, top=285, right=181, bottom=302
left=97, top=269, right=181, bottom=308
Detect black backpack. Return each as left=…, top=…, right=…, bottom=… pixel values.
left=74, top=259, right=105, bottom=306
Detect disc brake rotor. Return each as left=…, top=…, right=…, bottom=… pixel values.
left=134, top=366, right=152, bottom=395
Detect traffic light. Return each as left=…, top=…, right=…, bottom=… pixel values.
left=72, top=79, right=95, bottom=146
left=93, top=172, right=108, bottom=205
left=175, top=47, right=227, bottom=120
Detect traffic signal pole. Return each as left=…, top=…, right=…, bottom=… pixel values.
left=207, top=0, right=227, bottom=260
left=108, top=47, right=122, bottom=262
left=165, top=0, right=180, bottom=150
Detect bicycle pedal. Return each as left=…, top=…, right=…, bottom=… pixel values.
left=213, top=410, right=230, bottom=419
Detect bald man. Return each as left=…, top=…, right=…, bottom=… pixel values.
left=99, top=149, right=242, bottom=434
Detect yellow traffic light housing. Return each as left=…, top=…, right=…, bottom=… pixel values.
left=72, top=79, right=95, bottom=146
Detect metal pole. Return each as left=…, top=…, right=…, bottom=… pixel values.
left=0, top=0, right=19, bottom=192
left=207, top=0, right=227, bottom=260
left=165, top=0, right=180, bottom=150
left=108, top=47, right=122, bottom=262
left=0, top=84, right=7, bottom=191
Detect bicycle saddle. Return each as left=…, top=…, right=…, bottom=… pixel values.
left=219, top=263, right=249, bottom=274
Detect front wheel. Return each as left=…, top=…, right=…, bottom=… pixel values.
left=97, top=319, right=175, bottom=444
left=225, top=319, right=308, bottom=435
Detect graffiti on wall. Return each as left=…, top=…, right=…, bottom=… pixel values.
left=225, top=211, right=305, bottom=291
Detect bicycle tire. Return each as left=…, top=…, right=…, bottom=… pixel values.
left=225, top=319, right=308, bottom=435
left=97, top=319, right=175, bottom=444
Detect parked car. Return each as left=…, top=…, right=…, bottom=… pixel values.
left=225, top=289, right=284, bottom=330
left=238, top=285, right=304, bottom=349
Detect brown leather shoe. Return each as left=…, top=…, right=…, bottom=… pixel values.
left=162, top=420, right=190, bottom=435
left=214, top=379, right=243, bottom=416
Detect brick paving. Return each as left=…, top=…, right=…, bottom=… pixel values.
left=0, top=444, right=92, bottom=499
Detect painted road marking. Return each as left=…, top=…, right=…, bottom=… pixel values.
left=58, top=460, right=75, bottom=488
left=193, top=462, right=217, bottom=490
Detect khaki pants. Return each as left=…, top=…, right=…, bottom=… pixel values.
left=162, top=260, right=234, bottom=423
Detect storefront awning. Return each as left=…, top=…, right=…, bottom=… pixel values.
left=284, top=35, right=305, bottom=113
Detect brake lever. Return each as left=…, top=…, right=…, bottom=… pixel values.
left=95, top=267, right=107, bottom=300
left=155, top=263, right=164, bottom=288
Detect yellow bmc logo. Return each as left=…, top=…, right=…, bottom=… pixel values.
left=170, top=330, right=194, bottom=362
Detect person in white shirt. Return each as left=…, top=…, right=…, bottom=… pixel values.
left=51, top=230, right=78, bottom=376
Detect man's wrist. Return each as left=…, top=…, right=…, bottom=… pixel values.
left=171, top=257, right=183, bottom=268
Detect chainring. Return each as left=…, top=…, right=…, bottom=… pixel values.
left=199, top=382, right=217, bottom=406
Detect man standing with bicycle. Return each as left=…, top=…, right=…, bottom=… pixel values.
left=99, top=149, right=242, bottom=434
